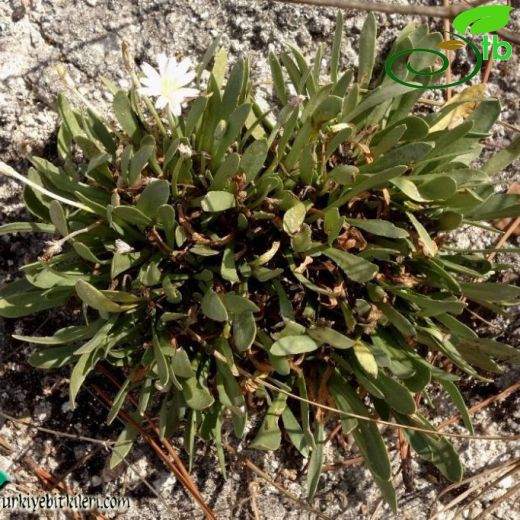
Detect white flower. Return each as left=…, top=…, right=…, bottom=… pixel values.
left=115, top=239, right=134, bottom=254
left=178, top=143, right=193, bottom=158
left=139, top=53, right=199, bottom=116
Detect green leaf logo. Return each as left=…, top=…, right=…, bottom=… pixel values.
left=0, top=469, right=10, bottom=490
left=453, top=5, right=514, bottom=35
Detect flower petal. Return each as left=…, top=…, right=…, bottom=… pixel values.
left=174, top=87, right=200, bottom=99
left=155, top=96, right=169, bottom=109
left=140, top=62, right=161, bottom=82
left=168, top=102, right=182, bottom=116
left=139, top=85, right=161, bottom=97
left=177, top=58, right=193, bottom=75
left=179, top=70, right=196, bottom=86
left=157, top=53, right=169, bottom=76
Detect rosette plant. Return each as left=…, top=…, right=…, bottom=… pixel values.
left=1, top=13, right=520, bottom=510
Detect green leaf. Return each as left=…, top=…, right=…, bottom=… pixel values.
left=138, top=259, right=162, bottom=287
left=201, top=191, right=236, bottom=212
left=330, top=11, right=344, bottom=82
left=440, top=379, right=474, bottom=434
left=312, top=96, right=343, bottom=126
left=171, top=348, right=194, bottom=378
left=345, top=82, right=415, bottom=122
left=482, top=134, right=520, bottom=174
left=0, top=279, right=71, bottom=318
left=28, top=345, right=78, bottom=369
left=323, top=247, right=378, bottom=283
left=74, top=317, right=117, bottom=355
left=375, top=371, right=416, bottom=415
left=468, top=193, right=520, bottom=220
left=138, top=377, right=154, bottom=416
left=214, top=103, right=251, bottom=163
left=330, top=373, right=392, bottom=481
left=57, top=94, right=83, bottom=138
left=292, top=226, right=313, bottom=253
left=418, top=177, right=457, bottom=200
left=362, top=143, right=433, bottom=173
left=13, top=321, right=102, bottom=345
left=358, top=12, right=377, bottom=87
left=250, top=392, right=287, bottom=450
left=324, top=207, right=345, bottom=244
left=152, top=329, right=170, bottom=387
left=329, top=164, right=358, bottom=185
left=437, top=211, right=463, bottom=231
left=75, top=280, right=123, bottom=313
left=181, top=375, right=215, bottom=410
left=333, top=69, right=353, bottom=98
left=221, top=247, right=240, bottom=283
left=211, top=47, right=228, bottom=89
left=137, top=377, right=153, bottom=417
left=215, top=340, right=247, bottom=437
left=113, top=90, right=141, bottom=143
left=284, top=121, right=313, bottom=171
left=0, top=222, right=55, bottom=235
left=241, top=139, right=268, bottom=183
left=196, top=35, right=221, bottom=83
left=75, top=135, right=104, bottom=160
left=331, top=165, right=407, bottom=207
left=185, top=96, right=208, bottom=136
left=307, top=326, right=355, bottom=349
left=48, top=200, right=68, bottom=236
left=112, top=205, right=152, bottom=227
left=396, top=412, right=463, bottom=482
left=201, top=287, right=229, bottom=322
left=221, top=294, right=260, bottom=314
left=210, top=153, right=240, bottom=191
left=128, top=138, right=155, bottom=186
left=136, top=180, right=170, bottom=218
left=283, top=202, right=306, bottom=235
left=157, top=204, right=176, bottom=247
left=353, top=341, right=378, bottom=377
left=306, top=422, right=325, bottom=499
left=457, top=337, right=520, bottom=364
left=69, top=351, right=96, bottom=408
left=190, top=245, right=219, bottom=256
left=377, top=302, right=416, bottom=338
left=110, top=421, right=139, bottom=469
left=407, top=211, right=438, bottom=257
left=221, top=59, right=245, bottom=118
left=107, top=377, right=131, bottom=424
left=436, top=313, right=477, bottom=339
left=73, top=242, right=104, bottom=264
left=346, top=218, right=408, bottom=238
left=394, top=290, right=464, bottom=316
left=233, top=312, right=257, bottom=351
left=111, top=251, right=147, bottom=279
left=86, top=108, right=117, bottom=156
left=460, top=282, right=520, bottom=303
left=271, top=335, right=318, bottom=356
left=281, top=407, right=309, bottom=458
left=326, top=127, right=354, bottom=160
left=269, top=51, right=288, bottom=105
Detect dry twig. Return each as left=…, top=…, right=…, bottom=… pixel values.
left=273, top=0, right=520, bottom=44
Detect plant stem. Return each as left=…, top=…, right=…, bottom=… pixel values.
left=0, top=161, right=95, bottom=213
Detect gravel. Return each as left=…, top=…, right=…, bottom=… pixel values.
left=1, top=1, right=519, bottom=519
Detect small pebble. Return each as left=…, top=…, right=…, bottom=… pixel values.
left=497, top=475, right=515, bottom=489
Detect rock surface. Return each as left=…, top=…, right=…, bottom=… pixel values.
left=1, top=1, right=520, bottom=519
